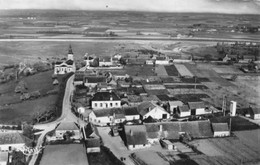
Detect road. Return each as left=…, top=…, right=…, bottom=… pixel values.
left=29, top=74, right=85, bottom=165
left=0, top=36, right=259, bottom=43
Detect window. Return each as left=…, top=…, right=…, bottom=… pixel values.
left=115, top=103, right=118, bottom=106
left=100, top=103, right=102, bottom=107
left=143, top=144, right=146, bottom=146
left=133, top=145, right=135, bottom=148
left=94, top=103, right=97, bottom=107
left=98, top=120, right=100, bottom=123
left=110, top=103, right=113, bottom=107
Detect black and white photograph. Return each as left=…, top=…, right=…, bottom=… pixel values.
left=0, top=0, right=259, bottom=165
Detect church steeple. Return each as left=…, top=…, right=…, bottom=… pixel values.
left=68, top=44, right=73, bottom=55
left=67, top=45, right=74, bottom=61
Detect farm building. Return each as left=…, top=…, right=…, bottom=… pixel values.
left=160, top=139, right=175, bottom=150
left=99, top=56, right=114, bottom=67
left=0, top=132, right=32, bottom=152
left=177, top=105, right=191, bottom=117
left=212, top=123, right=230, bottom=137
left=83, top=123, right=100, bottom=153
left=124, top=125, right=150, bottom=150
left=91, top=91, right=121, bottom=110
left=169, top=101, right=184, bottom=115
left=84, top=76, right=107, bottom=88
left=188, top=102, right=211, bottom=115
left=54, top=45, right=76, bottom=75
left=155, top=56, right=169, bottom=65
left=249, top=107, right=260, bottom=120
left=54, top=122, right=81, bottom=140
left=137, top=102, right=170, bottom=120
left=145, top=120, right=213, bottom=141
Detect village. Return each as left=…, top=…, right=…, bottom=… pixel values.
left=0, top=41, right=260, bottom=165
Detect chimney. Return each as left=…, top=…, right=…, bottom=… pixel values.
left=230, top=101, right=237, bottom=116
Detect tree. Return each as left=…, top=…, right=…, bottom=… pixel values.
left=22, top=123, right=34, bottom=139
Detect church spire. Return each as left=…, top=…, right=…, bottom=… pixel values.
left=68, top=44, right=73, bottom=54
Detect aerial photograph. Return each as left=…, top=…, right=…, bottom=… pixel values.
left=0, top=0, right=259, bottom=165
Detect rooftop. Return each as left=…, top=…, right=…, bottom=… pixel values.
left=212, top=123, right=229, bottom=132
left=84, top=76, right=106, bottom=84
left=92, top=91, right=120, bottom=101
left=124, top=125, right=148, bottom=145
left=137, top=102, right=157, bottom=116
left=56, top=122, right=79, bottom=131
left=188, top=102, right=206, bottom=109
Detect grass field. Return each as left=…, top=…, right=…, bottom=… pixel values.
left=40, top=144, right=88, bottom=165
left=125, top=64, right=156, bottom=76
left=0, top=94, right=57, bottom=124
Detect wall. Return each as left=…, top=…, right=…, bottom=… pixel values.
left=0, top=143, right=25, bottom=152
left=87, top=147, right=101, bottom=153
left=89, top=113, right=111, bottom=126
left=128, top=143, right=151, bottom=150
left=92, top=101, right=121, bottom=109
left=179, top=111, right=191, bottom=117
left=213, top=131, right=230, bottom=137
left=196, top=108, right=206, bottom=115
left=253, top=114, right=260, bottom=120
left=125, top=115, right=140, bottom=121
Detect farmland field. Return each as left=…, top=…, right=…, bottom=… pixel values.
left=189, top=137, right=260, bottom=165
left=40, top=144, right=88, bottom=165
left=164, top=65, right=179, bottom=76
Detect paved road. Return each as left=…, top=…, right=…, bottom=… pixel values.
left=29, top=74, right=85, bottom=165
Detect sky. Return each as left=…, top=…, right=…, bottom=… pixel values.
left=0, top=0, right=259, bottom=14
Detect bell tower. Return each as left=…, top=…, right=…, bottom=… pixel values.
left=67, top=45, right=74, bottom=61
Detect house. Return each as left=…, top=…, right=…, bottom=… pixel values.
left=212, top=123, right=230, bottom=137
left=88, top=107, right=139, bottom=126
left=0, top=132, right=31, bottom=152
left=146, top=59, right=154, bottom=65
left=83, top=123, right=100, bottom=153
left=54, top=122, right=81, bottom=140
left=124, top=125, right=150, bottom=150
left=84, top=76, right=107, bottom=88
left=137, top=102, right=170, bottom=120
left=97, top=82, right=108, bottom=91
left=0, top=152, right=8, bottom=165
left=54, top=45, right=76, bottom=75
left=188, top=102, right=210, bottom=115
left=99, top=56, right=113, bottom=67
left=249, top=107, right=260, bottom=120
left=177, top=105, right=191, bottom=117
left=160, top=139, right=175, bottom=150
left=155, top=56, right=169, bottom=65
left=91, top=91, right=121, bottom=110
left=169, top=101, right=184, bottom=115
left=113, top=73, right=130, bottom=81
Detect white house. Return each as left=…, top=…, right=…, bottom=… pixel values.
left=124, top=125, right=150, bottom=150
left=0, top=132, right=31, bottom=152
left=54, top=45, right=76, bottom=75
left=54, top=122, right=81, bottom=140
left=177, top=105, right=191, bottom=118
left=137, top=102, right=170, bottom=120
left=99, top=56, right=113, bottom=67
left=155, top=56, right=169, bottom=65
left=91, top=91, right=121, bottom=110
left=88, top=107, right=139, bottom=126
left=212, top=123, right=230, bottom=137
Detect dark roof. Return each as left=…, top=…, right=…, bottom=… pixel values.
left=65, top=59, right=74, bottom=65
left=74, top=74, right=84, bottom=82
left=0, top=132, right=31, bottom=145
left=92, top=107, right=139, bottom=118
left=55, top=61, right=63, bottom=65
left=86, top=138, right=100, bottom=148
left=179, top=105, right=190, bottom=112
left=85, top=76, right=106, bottom=83
left=124, top=125, right=148, bottom=145
left=250, top=107, right=260, bottom=115
left=212, top=123, right=229, bottom=132
left=156, top=95, right=173, bottom=102
left=56, top=122, right=79, bottom=131
left=92, top=91, right=120, bottom=101
left=137, top=102, right=157, bottom=116
left=188, top=102, right=206, bottom=109
left=85, top=123, right=94, bottom=138
left=124, top=107, right=139, bottom=116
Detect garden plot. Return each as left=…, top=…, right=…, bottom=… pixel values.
left=164, top=65, right=179, bottom=76
left=174, top=64, right=194, bottom=77
left=212, top=66, right=243, bottom=74
left=155, top=65, right=168, bottom=76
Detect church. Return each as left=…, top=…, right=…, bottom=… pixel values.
left=54, top=45, right=76, bottom=75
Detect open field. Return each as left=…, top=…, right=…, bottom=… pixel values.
left=40, top=144, right=88, bottom=165
left=0, top=94, right=57, bottom=124
left=189, top=137, right=260, bottom=165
